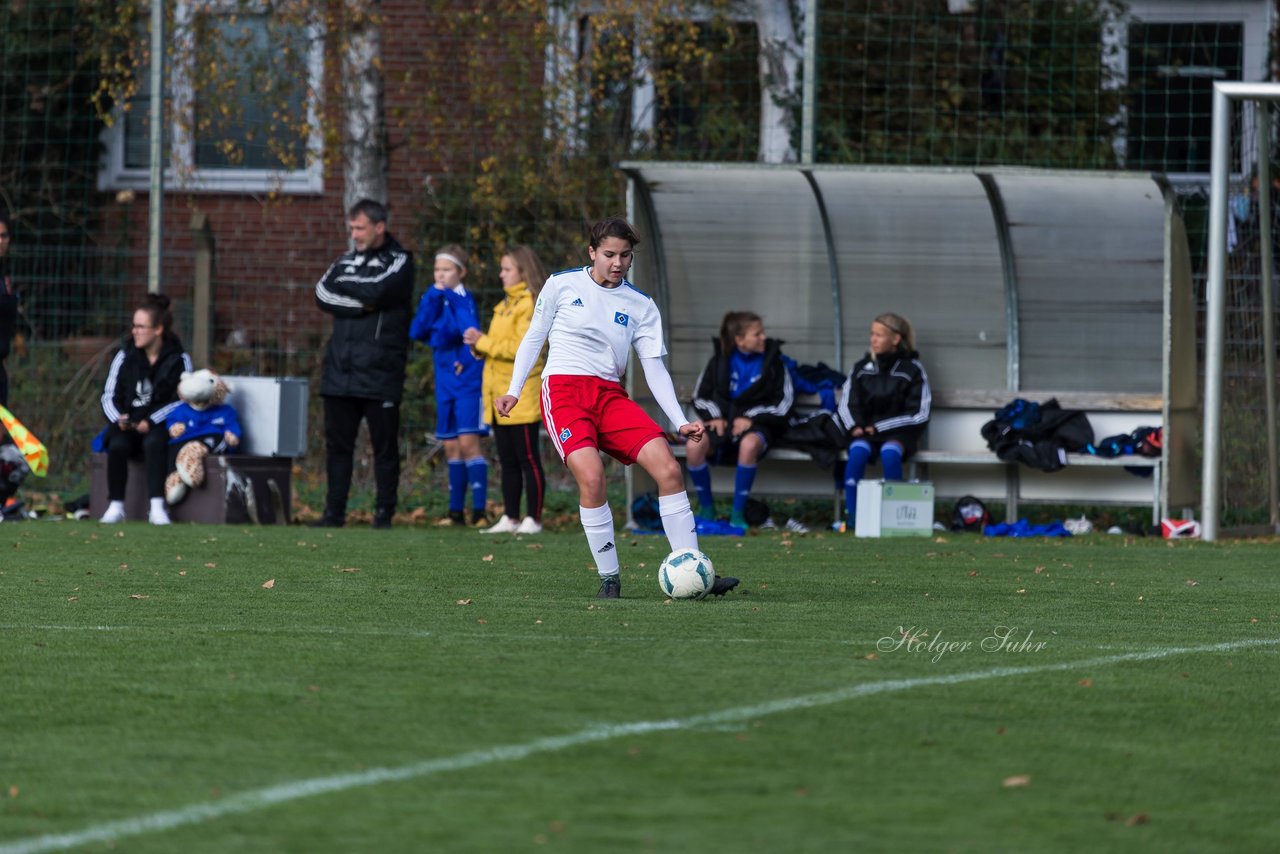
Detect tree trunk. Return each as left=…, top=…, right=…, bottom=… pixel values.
left=342, top=0, right=387, bottom=214
left=752, top=0, right=800, bottom=164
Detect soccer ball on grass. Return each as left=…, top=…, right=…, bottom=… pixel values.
left=658, top=548, right=716, bottom=600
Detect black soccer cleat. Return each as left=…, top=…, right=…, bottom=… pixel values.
left=371, top=510, right=393, bottom=530
left=309, top=515, right=345, bottom=528
left=597, top=575, right=621, bottom=599
left=708, top=575, right=740, bottom=596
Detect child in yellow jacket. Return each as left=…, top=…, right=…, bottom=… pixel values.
left=463, top=245, right=548, bottom=534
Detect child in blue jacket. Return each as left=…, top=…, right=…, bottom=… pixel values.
left=410, top=244, right=488, bottom=525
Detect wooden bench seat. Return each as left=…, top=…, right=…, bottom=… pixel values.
left=638, top=389, right=1170, bottom=526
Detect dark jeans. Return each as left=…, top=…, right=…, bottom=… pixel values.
left=0, top=357, right=8, bottom=407
left=322, top=395, right=401, bottom=520
left=105, top=423, right=168, bottom=500
left=493, top=421, right=545, bottom=521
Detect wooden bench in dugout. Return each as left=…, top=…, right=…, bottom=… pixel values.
left=657, top=389, right=1189, bottom=526
left=90, top=453, right=293, bottom=524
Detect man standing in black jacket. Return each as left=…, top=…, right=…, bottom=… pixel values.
left=0, top=211, right=17, bottom=408
left=313, top=199, right=414, bottom=528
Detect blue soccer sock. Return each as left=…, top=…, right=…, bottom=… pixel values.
left=881, top=442, right=904, bottom=481
left=688, top=463, right=715, bottom=515
left=466, top=457, right=488, bottom=512
left=843, top=441, right=873, bottom=523
left=448, top=460, right=466, bottom=513
left=732, top=464, right=757, bottom=517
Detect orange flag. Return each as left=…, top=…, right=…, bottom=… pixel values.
left=0, top=405, right=49, bottom=477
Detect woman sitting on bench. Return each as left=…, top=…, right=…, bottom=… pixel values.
left=687, top=310, right=794, bottom=530
left=98, top=293, right=193, bottom=525
left=837, top=312, right=931, bottom=531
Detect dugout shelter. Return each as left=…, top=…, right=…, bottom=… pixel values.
left=621, top=163, right=1199, bottom=522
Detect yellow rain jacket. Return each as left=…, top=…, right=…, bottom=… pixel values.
left=473, top=282, right=546, bottom=426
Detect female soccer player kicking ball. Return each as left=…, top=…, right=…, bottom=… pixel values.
left=495, top=218, right=739, bottom=599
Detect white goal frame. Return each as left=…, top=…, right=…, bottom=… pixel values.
left=1205, top=82, right=1280, bottom=540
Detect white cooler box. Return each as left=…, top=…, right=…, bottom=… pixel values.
left=225, top=376, right=309, bottom=457
left=855, top=480, right=934, bottom=538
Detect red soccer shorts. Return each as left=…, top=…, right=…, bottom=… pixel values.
left=540, top=375, right=664, bottom=465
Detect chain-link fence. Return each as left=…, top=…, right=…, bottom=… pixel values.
left=1, top=0, right=1277, bottom=523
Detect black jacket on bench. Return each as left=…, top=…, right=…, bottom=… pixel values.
left=836, top=349, right=932, bottom=456
left=690, top=336, right=794, bottom=436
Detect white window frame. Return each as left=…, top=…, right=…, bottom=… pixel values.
left=1105, top=0, right=1273, bottom=182
left=98, top=0, right=324, bottom=195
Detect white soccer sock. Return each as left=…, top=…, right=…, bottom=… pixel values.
left=658, top=491, right=699, bottom=552
left=579, top=503, right=619, bottom=577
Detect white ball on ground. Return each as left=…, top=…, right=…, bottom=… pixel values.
left=658, top=548, right=716, bottom=600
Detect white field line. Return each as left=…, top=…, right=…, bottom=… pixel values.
left=0, top=637, right=1275, bottom=854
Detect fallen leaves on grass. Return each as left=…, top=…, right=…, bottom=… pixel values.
left=1125, top=813, right=1150, bottom=826
left=128, top=594, right=148, bottom=600
left=1185, top=579, right=1199, bottom=586
left=481, top=555, right=494, bottom=562
left=968, top=570, right=980, bottom=577
left=261, top=579, right=275, bottom=589
left=339, top=567, right=360, bottom=573
left=863, top=653, right=879, bottom=661
left=1002, top=775, right=1031, bottom=788
left=204, top=562, right=217, bottom=568
left=67, top=596, right=78, bottom=602
left=456, top=599, right=472, bottom=605
left=8, top=786, right=17, bottom=798
left=1078, top=678, right=1094, bottom=688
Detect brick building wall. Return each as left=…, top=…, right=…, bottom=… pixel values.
left=102, top=0, right=506, bottom=371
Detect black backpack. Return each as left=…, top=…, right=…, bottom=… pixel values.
left=951, top=495, right=989, bottom=532
left=631, top=492, right=661, bottom=531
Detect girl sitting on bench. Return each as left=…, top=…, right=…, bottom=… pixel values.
left=837, top=312, right=931, bottom=531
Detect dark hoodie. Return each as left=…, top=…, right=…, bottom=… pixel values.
left=690, top=336, right=794, bottom=433
left=100, top=333, right=192, bottom=428
left=0, top=254, right=16, bottom=361
left=836, top=349, right=932, bottom=455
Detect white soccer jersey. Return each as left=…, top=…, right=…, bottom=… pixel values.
left=513, top=267, right=665, bottom=387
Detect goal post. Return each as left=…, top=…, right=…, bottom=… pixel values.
left=1205, top=81, right=1280, bottom=541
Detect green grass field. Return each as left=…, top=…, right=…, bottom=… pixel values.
left=1, top=521, right=1277, bottom=853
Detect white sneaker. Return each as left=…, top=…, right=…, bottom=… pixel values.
left=516, top=516, right=543, bottom=535
left=784, top=517, right=811, bottom=534
left=1063, top=516, right=1093, bottom=535
left=100, top=501, right=126, bottom=524
left=481, top=515, right=518, bottom=534
left=149, top=507, right=171, bottom=526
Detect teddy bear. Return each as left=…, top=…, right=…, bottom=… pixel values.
left=164, top=369, right=243, bottom=506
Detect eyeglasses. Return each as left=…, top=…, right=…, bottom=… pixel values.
left=131, top=324, right=157, bottom=330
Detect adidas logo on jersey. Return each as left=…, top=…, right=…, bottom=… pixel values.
left=570, top=298, right=584, bottom=307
